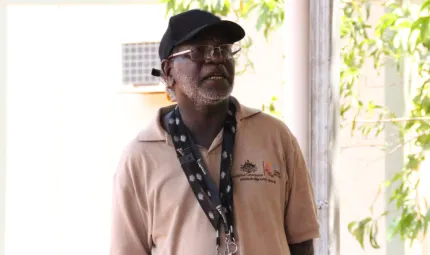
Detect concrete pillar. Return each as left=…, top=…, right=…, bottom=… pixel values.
left=0, top=1, right=6, bottom=255
left=309, top=0, right=338, bottom=254
left=284, top=0, right=338, bottom=254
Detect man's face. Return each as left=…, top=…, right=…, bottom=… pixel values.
left=168, top=30, right=236, bottom=106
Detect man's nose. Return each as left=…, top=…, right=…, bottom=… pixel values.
left=208, top=48, right=226, bottom=64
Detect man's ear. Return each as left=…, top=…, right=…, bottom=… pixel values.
left=161, top=60, right=170, bottom=76
left=161, top=60, right=175, bottom=87
left=161, top=60, right=174, bottom=86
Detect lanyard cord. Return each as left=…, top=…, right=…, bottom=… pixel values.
left=166, top=100, right=238, bottom=254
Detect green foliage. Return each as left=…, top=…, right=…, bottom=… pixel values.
left=342, top=0, right=430, bottom=249
left=262, top=96, right=283, bottom=119
left=235, top=36, right=255, bottom=75
left=160, top=0, right=284, bottom=38
left=162, top=0, right=430, bottom=249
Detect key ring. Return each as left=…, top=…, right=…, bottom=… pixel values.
left=225, top=241, right=238, bottom=255
left=224, top=235, right=238, bottom=255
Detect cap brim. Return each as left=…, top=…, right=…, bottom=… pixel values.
left=176, top=20, right=245, bottom=46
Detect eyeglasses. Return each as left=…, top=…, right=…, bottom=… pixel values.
left=168, top=43, right=241, bottom=61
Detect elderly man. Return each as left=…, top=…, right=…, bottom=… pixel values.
left=111, top=9, right=319, bottom=255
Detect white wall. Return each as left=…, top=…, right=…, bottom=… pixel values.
left=5, top=5, right=168, bottom=255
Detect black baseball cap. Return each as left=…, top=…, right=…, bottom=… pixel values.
left=151, top=9, right=246, bottom=77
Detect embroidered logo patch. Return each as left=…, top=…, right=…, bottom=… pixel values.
left=240, top=160, right=257, bottom=174
left=232, top=159, right=281, bottom=184
left=263, top=161, right=281, bottom=178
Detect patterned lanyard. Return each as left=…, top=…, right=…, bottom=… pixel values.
left=167, top=100, right=238, bottom=255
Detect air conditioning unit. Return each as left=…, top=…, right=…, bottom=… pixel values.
left=120, top=41, right=164, bottom=94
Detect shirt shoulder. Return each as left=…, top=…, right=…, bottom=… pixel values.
left=241, top=110, right=299, bottom=152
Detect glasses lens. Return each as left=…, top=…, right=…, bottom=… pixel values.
left=220, top=44, right=241, bottom=59
left=189, top=44, right=241, bottom=60
left=190, top=46, right=213, bottom=61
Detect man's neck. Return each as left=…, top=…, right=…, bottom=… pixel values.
left=178, top=98, right=229, bottom=149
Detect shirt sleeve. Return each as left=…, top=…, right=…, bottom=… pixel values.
left=110, top=143, right=152, bottom=255
left=284, top=136, right=320, bottom=244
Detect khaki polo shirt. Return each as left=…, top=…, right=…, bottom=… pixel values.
left=111, top=97, right=320, bottom=255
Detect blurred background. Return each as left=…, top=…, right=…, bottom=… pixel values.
left=0, top=0, right=429, bottom=254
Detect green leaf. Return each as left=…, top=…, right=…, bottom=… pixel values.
left=394, top=18, right=412, bottom=29
left=375, top=13, right=398, bottom=37
left=351, top=118, right=357, bottom=135
left=348, top=221, right=358, bottom=232
left=369, top=222, right=380, bottom=249
left=365, top=1, right=371, bottom=20
left=425, top=209, right=430, bottom=221
left=421, top=0, right=430, bottom=12
left=406, top=155, right=421, bottom=170
left=341, top=104, right=352, bottom=117
left=221, top=0, right=230, bottom=16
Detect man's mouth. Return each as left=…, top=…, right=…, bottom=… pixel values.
left=206, top=75, right=226, bottom=80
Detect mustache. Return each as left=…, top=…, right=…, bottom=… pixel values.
left=201, top=65, right=232, bottom=80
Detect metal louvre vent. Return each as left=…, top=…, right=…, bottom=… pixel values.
left=122, top=42, right=160, bottom=86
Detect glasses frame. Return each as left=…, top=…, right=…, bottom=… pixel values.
left=167, top=43, right=241, bottom=61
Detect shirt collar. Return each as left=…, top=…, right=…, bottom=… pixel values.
left=136, top=96, right=261, bottom=143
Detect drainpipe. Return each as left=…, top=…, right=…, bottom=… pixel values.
left=283, top=0, right=311, bottom=164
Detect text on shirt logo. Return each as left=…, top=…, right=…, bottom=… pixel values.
left=232, top=160, right=280, bottom=184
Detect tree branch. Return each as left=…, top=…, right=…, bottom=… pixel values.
left=340, top=143, right=386, bottom=152
left=365, top=130, right=430, bottom=166
left=352, top=116, right=430, bottom=123
left=340, top=130, right=430, bottom=165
